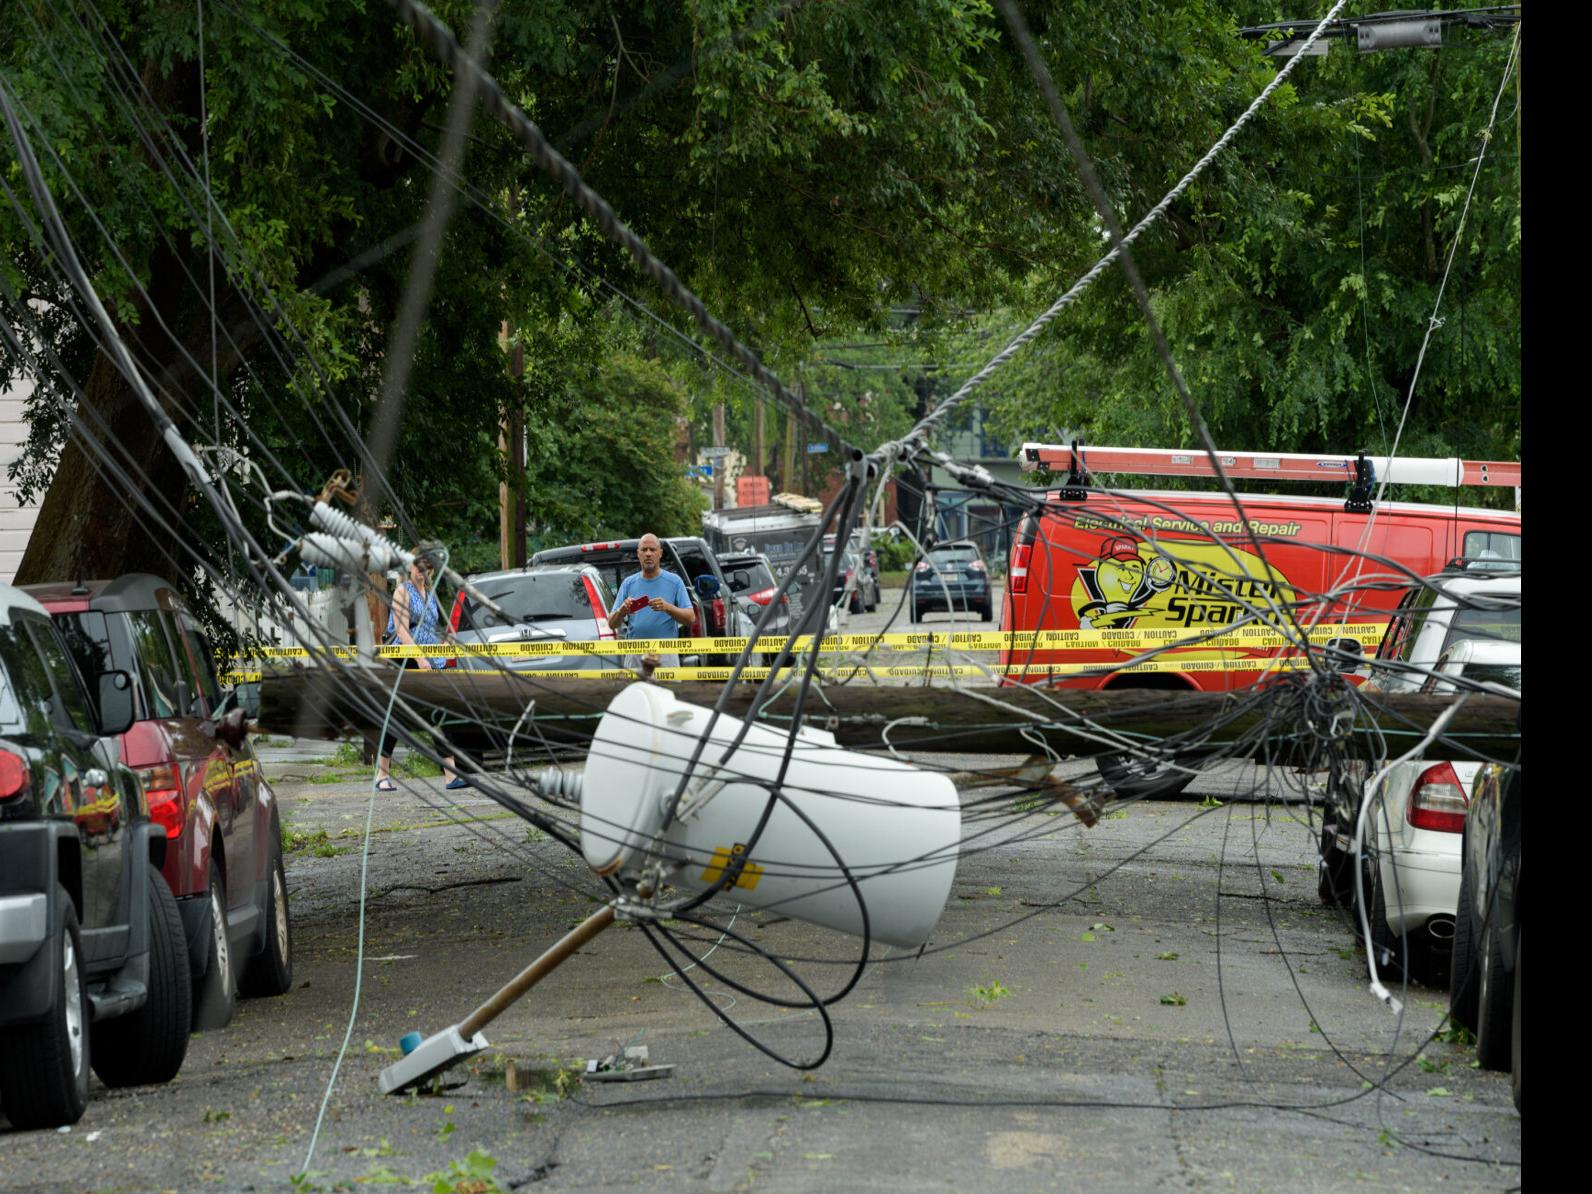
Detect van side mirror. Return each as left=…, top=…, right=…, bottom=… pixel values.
left=96, top=670, right=136, bottom=736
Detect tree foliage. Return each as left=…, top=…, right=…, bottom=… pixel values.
left=0, top=0, right=1521, bottom=600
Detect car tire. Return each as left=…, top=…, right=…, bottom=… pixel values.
left=1316, top=828, right=1353, bottom=908
left=1363, top=854, right=1429, bottom=986
left=849, top=591, right=864, bottom=615
left=1095, top=752, right=1197, bottom=800
left=192, top=861, right=235, bottom=1032
left=979, top=602, right=992, bottom=622
left=240, top=841, right=294, bottom=998
left=865, top=589, right=878, bottom=613
left=91, top=869, right=191, bottom=1089
left=1509, top=926, right=1521, bottom=1114
left=909, top=602, right=920, bottom=623
left=1475, top=909, right=1513, bottom=1071
left=0, top=886, right=91, bottom=1129
left=1448, top=855, right=1480, bottom=1032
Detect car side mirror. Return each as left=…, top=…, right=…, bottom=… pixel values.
left=205, top=705, right=249, bottom=751
left=695, top=574, right=721, bottom=599
left=96, top=670, right=136, bottom=736
left=1325, top=637, right=1365, bottom=673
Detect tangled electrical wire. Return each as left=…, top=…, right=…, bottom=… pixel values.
left=0, top=0, right=1520, bottom=1174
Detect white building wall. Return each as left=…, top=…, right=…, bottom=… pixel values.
left=0, top=376, right=42, bottom=585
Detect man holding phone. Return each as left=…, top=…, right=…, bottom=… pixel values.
left=609, top=533, right=695, bottom=676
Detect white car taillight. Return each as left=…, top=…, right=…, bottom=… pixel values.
left=1406, top=762, right=1467, bottom=833
left=968, top=559, right=986, bottom=572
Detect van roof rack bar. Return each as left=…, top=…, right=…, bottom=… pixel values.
left=1016, top=443, right=1521, bottom=488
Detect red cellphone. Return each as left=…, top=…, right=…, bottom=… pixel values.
left=629, top=595, right=651, bottom=612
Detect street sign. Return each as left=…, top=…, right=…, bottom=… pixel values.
left=806, top=442, right=829, bottom=454
left=702, top=446, right=732, bottom=458
left=686, top=464, right=713, bottom=478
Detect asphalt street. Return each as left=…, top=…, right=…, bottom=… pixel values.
left=0, top=721, right=1521, bottom=1192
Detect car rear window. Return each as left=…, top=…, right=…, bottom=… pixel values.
left=1463, top=662, right=1521, bottom=691
left=929, top=546, right=979, bottom=563
left=1441, top=605, right=1521, bottom=652
left=461, top=573, right=595, bottom=629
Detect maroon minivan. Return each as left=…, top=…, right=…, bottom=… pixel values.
left=25, top=575, right=292, bottom=1029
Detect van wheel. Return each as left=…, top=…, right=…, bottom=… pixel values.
left=0, top=886, right=91, bottom=1128
left=1095, top=752, right=1197, bottom=799
left=241, top=842, right=293, bottom=998
left=91, top=869, right=191, bottom=1088
left=192, top=862, right=235, bottom=1032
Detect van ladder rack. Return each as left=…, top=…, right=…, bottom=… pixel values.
left=1017, top=443, right=1520, bottom=489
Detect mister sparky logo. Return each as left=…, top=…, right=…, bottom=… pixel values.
left=1071, top=535, right=1296, bottom=631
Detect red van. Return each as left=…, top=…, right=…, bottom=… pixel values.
left=1003, top=491, right=1520, bottom=681
left=999, top=456, right=1520, bottom=793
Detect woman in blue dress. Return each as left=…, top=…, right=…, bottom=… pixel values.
left=375, top=546, right=466, bottom=791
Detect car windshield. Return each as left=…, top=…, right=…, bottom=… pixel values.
left=461, top=574, right=593, bottom=629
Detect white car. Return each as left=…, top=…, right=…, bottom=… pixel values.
left=1319, top=565, right=1520, bottom=984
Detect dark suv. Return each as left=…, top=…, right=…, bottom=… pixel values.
left=530, top=537, right=751, bottom=663
left=25, top=576, right=293, bottom=1032
left=910, top=539, right=993, bottom=621
left=0, top=584, right=191, bottom=1129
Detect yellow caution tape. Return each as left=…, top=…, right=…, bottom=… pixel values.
left=230, top=622, right=1376, bottom=663
left=224, top=656, right=1317, bottom=685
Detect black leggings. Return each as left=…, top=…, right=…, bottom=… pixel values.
left=377, top=658, right=423, bottom=761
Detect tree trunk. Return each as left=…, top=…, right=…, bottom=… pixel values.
left=14, top=241, right=243, bottom=585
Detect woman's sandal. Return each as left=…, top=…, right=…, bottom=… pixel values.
left=375, top=778, right=398, bottom=793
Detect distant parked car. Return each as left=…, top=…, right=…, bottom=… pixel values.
left=1317, top=565, right=1520, bottom=986
left=530, top=537, right=753, bottom=664
left=26, top=575, right=294, bottom=1032
left=1450, top=760, right=1521, bottom=1110
left=449, top=564, right=623, bottom=674
left=719, top=551, right=793, bottom=652
left=911, top=539, right=992, bottom=622
left=0, top=583, right=190, bottom=1129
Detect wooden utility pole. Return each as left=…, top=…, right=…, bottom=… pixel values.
left=499, top=326, right=526, bottom=569
left=782, top=410, right=797, bottom=495
left=753, top=397, right=765, bottom=484
left=712, top=401, right=726, bottom=510
left=260, top=670, right=1522, bottom=764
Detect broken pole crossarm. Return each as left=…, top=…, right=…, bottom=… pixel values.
left=258, top=671, right=1522, bottom=762
left=378, top=902, right=619, bottom=1094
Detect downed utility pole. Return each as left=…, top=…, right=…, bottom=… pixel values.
left=257, top=670, right=1520, bottom=762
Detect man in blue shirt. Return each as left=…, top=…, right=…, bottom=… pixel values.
left=608, top=534, right=694, bottom=676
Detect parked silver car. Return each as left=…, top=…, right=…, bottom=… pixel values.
left=447, top=565, right=623, bottom=673
left=719, top=551, right=794, bottom=646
